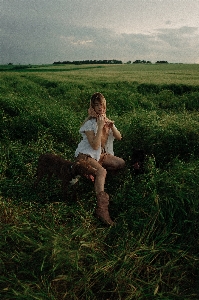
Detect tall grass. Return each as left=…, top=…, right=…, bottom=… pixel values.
left=0, top=65, right=199, bottom=299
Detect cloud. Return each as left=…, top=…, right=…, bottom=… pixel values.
left=165, top=21, right=172, bottom=25
left=64, top=38, right=93, bottom=46
left=155, top=26, right=199, bottom=62
left=156, top=26, right=199, bottom=47
left=1, top=0, right=198, bottom=64
left=1, top=24, right=198, bottom=64
left=137, top=26, right=198, bottom=63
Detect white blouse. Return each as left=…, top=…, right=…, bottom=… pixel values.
left=75, top=118, right=115, bottom=161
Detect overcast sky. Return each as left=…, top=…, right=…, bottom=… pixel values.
left=1, top=0, right=199, bottom=64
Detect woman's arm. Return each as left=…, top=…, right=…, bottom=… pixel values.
left=85, top=130, right=102, bottom=150
left=109, top=123, right=122, bottom=140
left=85, top=116, right=105, bottom=150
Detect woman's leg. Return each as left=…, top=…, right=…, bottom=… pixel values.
left=86, top=157, right=107, bottom=194
left=76, top=154, right=107, bottom=194
left=100, top=154, right=125, bottom=171
left=76, top=154, right=113, bottom=225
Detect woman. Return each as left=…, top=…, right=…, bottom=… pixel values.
left=75, top=92, right=125, bottom=225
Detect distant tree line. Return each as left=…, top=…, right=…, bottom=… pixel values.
left=129, top=60, right=168, bottom=64
left=6, top=60, right=170, bottom=66
left=131, top=60, right=152, bottom=64
left=53, top=59, right=123, bottom=65
left=155, top=61, right=168, bottom=64
left=53, top=59, right=169, bottom=65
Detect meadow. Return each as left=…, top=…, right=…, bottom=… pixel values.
left=0, top=63, right=199, bottom=299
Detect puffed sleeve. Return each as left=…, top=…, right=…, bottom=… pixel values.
left=80, top=119, right=97, bottom=134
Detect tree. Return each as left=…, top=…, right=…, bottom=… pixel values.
left=155, top=60, right=168, bottom=64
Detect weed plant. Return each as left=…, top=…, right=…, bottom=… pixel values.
left=0, top=65, right=199, bottom=299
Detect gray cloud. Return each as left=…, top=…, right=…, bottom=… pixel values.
left=156, top=26, right=199, bottom=47
left=155, top=27, right=199, bottom=61
left=1, top=0, right=199, bottom=64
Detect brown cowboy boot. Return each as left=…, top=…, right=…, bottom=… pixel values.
left=95, top=191, right=114, bottom=226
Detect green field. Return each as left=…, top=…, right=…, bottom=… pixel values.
left=2, top=63, right=199, bottom=85
left=1, top=64, right=199, bottom=299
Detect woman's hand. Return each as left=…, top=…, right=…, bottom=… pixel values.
left=110, top=123, right=122, bottom=140
left=97, top=115, right=106, bottom=129
left=108, top=121, right=114, bottom=129
left=85, top=116, right=105, bottom=150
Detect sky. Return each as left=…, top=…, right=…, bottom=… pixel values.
left=1, top=0, right=199, bottom=65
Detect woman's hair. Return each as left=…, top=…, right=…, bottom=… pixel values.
left=90, top=92, right=106, bottom=110
left=81, top=92, right=106, bottom=125
left=81, top=92, right=113, bottom=126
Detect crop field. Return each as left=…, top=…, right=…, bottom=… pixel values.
left=0, top=64, right=199, bottom=299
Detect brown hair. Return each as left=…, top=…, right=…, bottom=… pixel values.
left=90, top=92, right=106, bottom=110
left=82, top=92, right=107, bottom=125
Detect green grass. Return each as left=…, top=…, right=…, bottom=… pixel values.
left=0, top=64, right=199, bottom=299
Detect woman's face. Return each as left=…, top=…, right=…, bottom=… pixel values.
left=94, top=100, right=106, bottom=115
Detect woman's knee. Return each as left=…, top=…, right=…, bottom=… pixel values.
left=118, top=158, right=125, bottom=169
left=108, top=157, right=125, bottom=170
left=96, top=166, right=107, bottom=178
